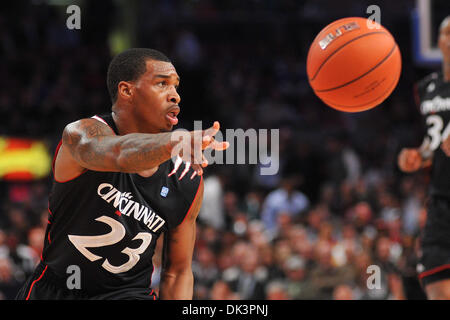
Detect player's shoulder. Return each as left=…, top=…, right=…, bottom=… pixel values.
left=63, top=116, right=115, bottom=139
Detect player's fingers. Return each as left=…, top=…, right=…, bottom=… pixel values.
left=201, top=155, right=209, bottom=168
left=178, top=161, right=191, bottom=180
left=202, top=134, right=229, bottom=151
left=168, top=155, right=183, bottom=177
left=209, top=140, right=230, bottom=151
left=191, top=163, right=203, bottom=177
left=203, top=121, right=220, bottom=139
left=202, top=135, right=212, bottom=149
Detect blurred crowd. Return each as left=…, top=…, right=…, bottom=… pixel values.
left=0, top=0, right=439, bottom=299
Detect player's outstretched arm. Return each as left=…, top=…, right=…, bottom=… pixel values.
left=159, top=179, right=204, bottom=300
left=56, top=118, right=178, bottom=181
left=57, top=119, right=228, bottom=181
left=61, top=118, right=176, bottom=171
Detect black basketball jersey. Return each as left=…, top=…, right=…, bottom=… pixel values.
left=417, top=71, right=450, bottom=197
left=41, top=113, right=202, bottom=296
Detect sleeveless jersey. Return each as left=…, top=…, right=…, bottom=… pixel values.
left=417, top=71, right=450, bottom=197
left=41, top=113, right=202, bottom=296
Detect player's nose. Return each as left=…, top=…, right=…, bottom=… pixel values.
left=168, top=86, right=181, bottom=104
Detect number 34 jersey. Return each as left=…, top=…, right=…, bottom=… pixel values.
left=418, top=71, right=450, bottom=197
left=42, top=114, right=202, bottom=296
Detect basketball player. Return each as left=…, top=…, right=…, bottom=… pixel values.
left=398, top=16, right=450, bottom=299
left=16, top=48, right=228, bottom=300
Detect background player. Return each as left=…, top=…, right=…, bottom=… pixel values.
left=398, top=16, right=450, bottom=299
left=16, top=48, right=228, bottom=300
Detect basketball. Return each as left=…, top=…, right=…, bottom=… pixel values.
left=307, top=17, right=402, bottom=112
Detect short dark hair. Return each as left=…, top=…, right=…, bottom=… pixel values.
left=107, top=48, right=171, bottom=103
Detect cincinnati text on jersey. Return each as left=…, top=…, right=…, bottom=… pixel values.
left=421, top=96, right=450, bottom=115
left=97, top=183, right=166, bottom=233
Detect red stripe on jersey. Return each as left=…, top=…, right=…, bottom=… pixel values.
left=418, top=264, right=450, bottom=279
left=52, top=140, right=63, bottom=173
left=26, top=265, right=48, bottom=300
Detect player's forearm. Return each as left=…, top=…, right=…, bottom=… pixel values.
left=62, top=118, right=187, bottom=172
left=159, top=269, right=194, bottom=300
left=113, top=132, right=179, bottom=172
left=63, top=120, right=181, bottom=172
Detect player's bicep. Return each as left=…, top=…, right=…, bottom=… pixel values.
left=162, top=180, right=204, bottom=273
left=61, top=118, right=118, bottom=172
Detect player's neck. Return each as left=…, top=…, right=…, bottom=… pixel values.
left=111, top=110, right=135, bottom=135
left=111, top=104, right=144, bottom=135
left=443, top=60, right=450, bottom=82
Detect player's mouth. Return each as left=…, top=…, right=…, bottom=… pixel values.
left=166, top=105, right=180, bottom=126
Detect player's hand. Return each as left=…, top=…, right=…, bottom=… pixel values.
left=397, top=148, right=422, bottom=173
left=441, top=136, right=450, bottom=157
left=169, top=121, right=229, bottom=179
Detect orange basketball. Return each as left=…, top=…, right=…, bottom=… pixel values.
left=307, top=17, right=402, bottom=112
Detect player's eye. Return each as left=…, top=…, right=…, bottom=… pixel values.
left=157, top=81, right=167, bottom=87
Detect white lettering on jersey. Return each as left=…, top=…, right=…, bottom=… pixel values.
left=97, top=183, right=166, bottom=232
left=68, top=215, right=153, bottom=274
left=421, top=96, right=450, bottom=115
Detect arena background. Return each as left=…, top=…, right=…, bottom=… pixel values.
left=0, top=0, right=448, bottom=300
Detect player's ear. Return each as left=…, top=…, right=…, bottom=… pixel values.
left=117, top=81, right=134, bottom=102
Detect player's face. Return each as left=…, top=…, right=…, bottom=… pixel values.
left=439, top=20, right=450, bottom=59
left=132, top=60, right=181, bottom=133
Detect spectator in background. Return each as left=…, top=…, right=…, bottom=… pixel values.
left=1, top=231, right=36, bottom=285
left=209, top=280, right=240, bottom=300
left=198, top=173, right=225, bottom=230
left=26, top=227, right=44, bottom=262
left=0, top=257, right=22, bottom=299
left=6, top=206, right=30, bottom=244
left=258, top=243, right=285, bottom=280
left=283, top=255, right=317, bottom=300
left=288, top=225, right=314, bottom=262
left=361, top=236, right=399, bottom=300
left=223, top=191, right=240, bottom=231
left=309, top=240, right=356, bottom=299
left=223, top=243, right=267, bottom=300
left=0, top=229, right=7, bottom=258
left=192, top=246, right=220, bottom=296
left=265, top=280, right=291, bottom=300
left=400, top=177, right=426, bottom=236
left=333, top=284, right=355, bottom=300
left=260, top=173, right=309, bottom=240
